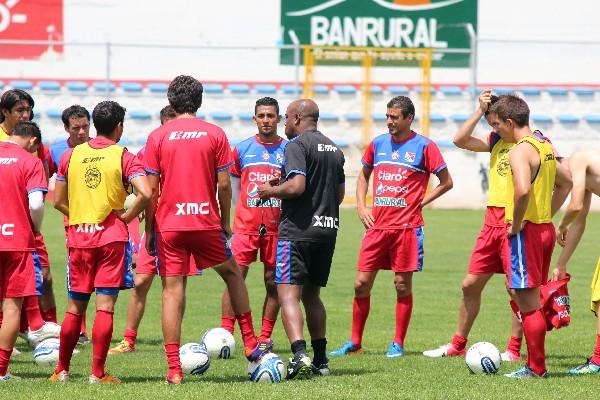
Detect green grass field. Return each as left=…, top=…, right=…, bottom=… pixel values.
left=1, top=206, right=599, bottom=399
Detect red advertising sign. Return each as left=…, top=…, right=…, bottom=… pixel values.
left=0, top=0, right=63, bottom=59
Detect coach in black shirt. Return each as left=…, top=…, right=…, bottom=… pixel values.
left=258, top=99, right=345, bottom=380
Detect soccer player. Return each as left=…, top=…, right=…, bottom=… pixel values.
left=220, top=97, right=286, bottom=340
left=258, top=99, right=345, bottom=379
left=0, top=121, right=47, bottom=380
left=486, top=95, right=558, bottom=379
left=330, top=96, right=453, bottom=358
left=109, top=104, right=199, bottom=355
left=0, top=90, right=60, bottom=347
left=50, top=101, right=150, bottom=384
left=553, top=149, right=600, bottom=375
left=143, top=75, right=271, bottom=384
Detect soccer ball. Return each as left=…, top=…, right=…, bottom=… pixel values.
left=247, top=353, right=285, bottom=383
left=465, top=342, right=502, bottom=374
left=179, top=342, right=211, bottom=375
left=201, top=328, right=235, bottom=359
left=33, top=338, right=60, bottom=366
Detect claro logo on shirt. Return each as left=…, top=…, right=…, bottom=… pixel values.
left=175, top=202, right=210, bottom=215
left=0, top=223, right=15, bottom=236
left=168, top=131, right=208, bottom=140
left=313, top=215, right=339, bottom=229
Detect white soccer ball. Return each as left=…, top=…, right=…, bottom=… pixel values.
left=465, top=341, right=502, bottom=374
left=179, top=342, right=210, bottom=375
left=201, top=328, right=235, bottom=359
left=247, top=352, right=285, bottom=383
left=33, top=338, right=60, bottom=366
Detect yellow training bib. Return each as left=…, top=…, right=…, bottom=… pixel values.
left=488, top=136, right=515, bottom=207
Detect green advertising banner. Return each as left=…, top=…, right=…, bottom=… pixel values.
left=280, top=0, right=477, bottom=67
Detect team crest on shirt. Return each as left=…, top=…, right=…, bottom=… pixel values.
left=391, top=150, right=400, bottom=160
left=85, top=166, right=101, bottom=189
left=496, top=155, right=510, bottom=177
left=404, top=152, right=416, bottom=162
left=261, top=151, right=270, bottom=161
left=275, top=152, right=284, bottom=164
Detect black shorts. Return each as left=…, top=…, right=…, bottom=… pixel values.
left=275, top=239, right=335, bottom=287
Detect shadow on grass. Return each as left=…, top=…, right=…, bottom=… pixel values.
left=123, top=374, right=249, bottom=384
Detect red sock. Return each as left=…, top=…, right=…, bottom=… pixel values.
left=394, top=295, right=413, bottom=346
left=123, top=328, right=137, bottom=348
left=505, top=335, right=523, bottom=355
left=260, top=317, right=276, bottom=339
left=452, top=334, right=468, bottom=351
left=521, top=309, right=547, bottom=376
left=236, top=311, right=258, bottom=350
left=350, top=296, right=370, bottom=347
left=24, top=296, right=45, bottom=331
left=164, top=342, right=181, bottom=379
left=80, top=314, right=88, bottom=336
left=41, top=307, right=57, bottom=324
left=0, top=347, right=11, bottom=376
left=91, top=310, right=114, bottom=378
left=590, top=334, right=600, bottom=366
left=221, top=315, right=236, bottom=335
left=56, top=312, right=82, bottom=372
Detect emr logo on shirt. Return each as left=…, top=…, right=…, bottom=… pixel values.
left=313, top=215, right=339, bottom=229
left=1, top=223, right=15, bottom=236
left=0, top=158, right=18, bottom=165
left=317, top=144, right=337, bottom=152
left=168, top=131, right=208, bottom=140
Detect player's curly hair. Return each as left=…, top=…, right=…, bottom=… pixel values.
left=61, top=105, right=90, bottom=127
left=387, top=96, right=415, bottom=119
left=0, top=89, right=35, bottom=123
left=92, top=101, right=126, bottom=136
left=159, top=105, right=177, bottom=125
left=12, top=121, right=42, bottom=143
left=255, top=97, right=279, bottom=115
left=489, top=94, right=530, bottom=127
left=168, top=75, right=203, bottom=115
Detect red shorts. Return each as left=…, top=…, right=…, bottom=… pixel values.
left=67, top=242, right=134, bottom=294
left=34, top=232, right=50, bottom=268
left=358, top=227, right=424, bottom=273
left=506, top=222, right=556, bottom=289
left=231, top=233, right=277, bottom=268
left=156, top=230, right=231, bottom=277
left=0, top=251, right=36, bottom=298
left=136, top=233, right=200, bottom=276
left=467, top=224, right=510, bottom=275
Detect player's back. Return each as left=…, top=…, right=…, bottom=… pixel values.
left=144, top=117, right=233, bottom=232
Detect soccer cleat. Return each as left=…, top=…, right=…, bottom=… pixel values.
left=286, top=353, right=313, bottom=380
left=49, top=370, right=70, bottom=382
left=565, top=359, right=600, bottom=375
left=77, top=333, right=89, bottom=346
left=108, top=339, right=135, bottom=355
left=27, top=322, right=61, bottom=348
left=504, top=366, right=548, bottom=379
left=245, top=337, right=273, bottom=362
left=501, top=350, right=522, bottom=362
left=385, top=342, right=405, bottom=358
left=165, top=373, right=183, bottom=385
left=311, top=362, right=330, bottom=376
left=329, top=340, right=362, bottom=357
left=0, top=373, right=21, bottom=381
left=11, top=348, right=21, bottom=357
left=423, top=343, right=466, bottom=358
left=89, top=372, right=123, bottom=384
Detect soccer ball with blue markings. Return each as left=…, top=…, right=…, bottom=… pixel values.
left=33, top=338, right=60, bottom=366
left=180, top=342, right=211, bottom=375
left=248, top=352, right=285, bottom=383
left=201, top=328, right=236, bottom=359
left=466, top=342, right=502, bottom=374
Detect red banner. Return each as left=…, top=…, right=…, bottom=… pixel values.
left=0, top=0, right=63, bottom=59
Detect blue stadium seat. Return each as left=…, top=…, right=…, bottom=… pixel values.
left=119, top=137, right=132, bottom=146
left=229, top=137, right=243, bottom=146
left=93, top=82, right=116, bottom=92
left=429, top=113, right=445, bottom=123
left=372, top=112, right=387, bottom=122
left=46, top=109, right=63, bottom=119
left=313, top=85, right=330, bottom=94
left=320, top=113, right=339, bottom=122
left=546, top=87, right=568, bottom=96
left=10, top=80, right=33, bottom=90
left=281, top=84, right=302, bottom=95
left=414, top=86, right=436, bottom=95
left=494, top=88, right=514, bottom=95
left=129, top=110, right=152, bottom=120
left=436, top=139, right=455, bottom=149
left=531, top=114, right=553, bottom=124
left=65, top=81, right=88, bottom=92
left=196, top=111, right=206, bottom=119
left=556, top=114, right=579, bottom=123
left=333, top=85, right=356, bottom=95
left=370, top=85, right=383, bottom=94
left=332, top=138, right=350, bottom=148
left=237, top=111, right=254, bottom=121
left=120, top=82, right=143, bottom=93
left=204, top=84, right=224, bottom=94
left=38, top=81, right=61, bottom=91
left=440, top=86, right=463, bottom=96
left=210, top=111, right=233, bottom=121
left=254, top=84, right=277, bottom=94
left=387, top=85, right=409, bottom=95
left=450, top=113, right=469, bottom=123
left=0, top=81, right=4, bottom=90
left=574, top=87, right=594, bottom=96
left=148, top=82, right=168, bottom=94
left=520, top=87, right=541, bottom=96
left=583, top=115, right=600, bottom=124
left=344, top=112, right=362, bottom=122
left=228, top=84, right=250, bottom=94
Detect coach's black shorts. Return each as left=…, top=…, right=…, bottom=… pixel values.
left=275, top=239, right=335, bottom=287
